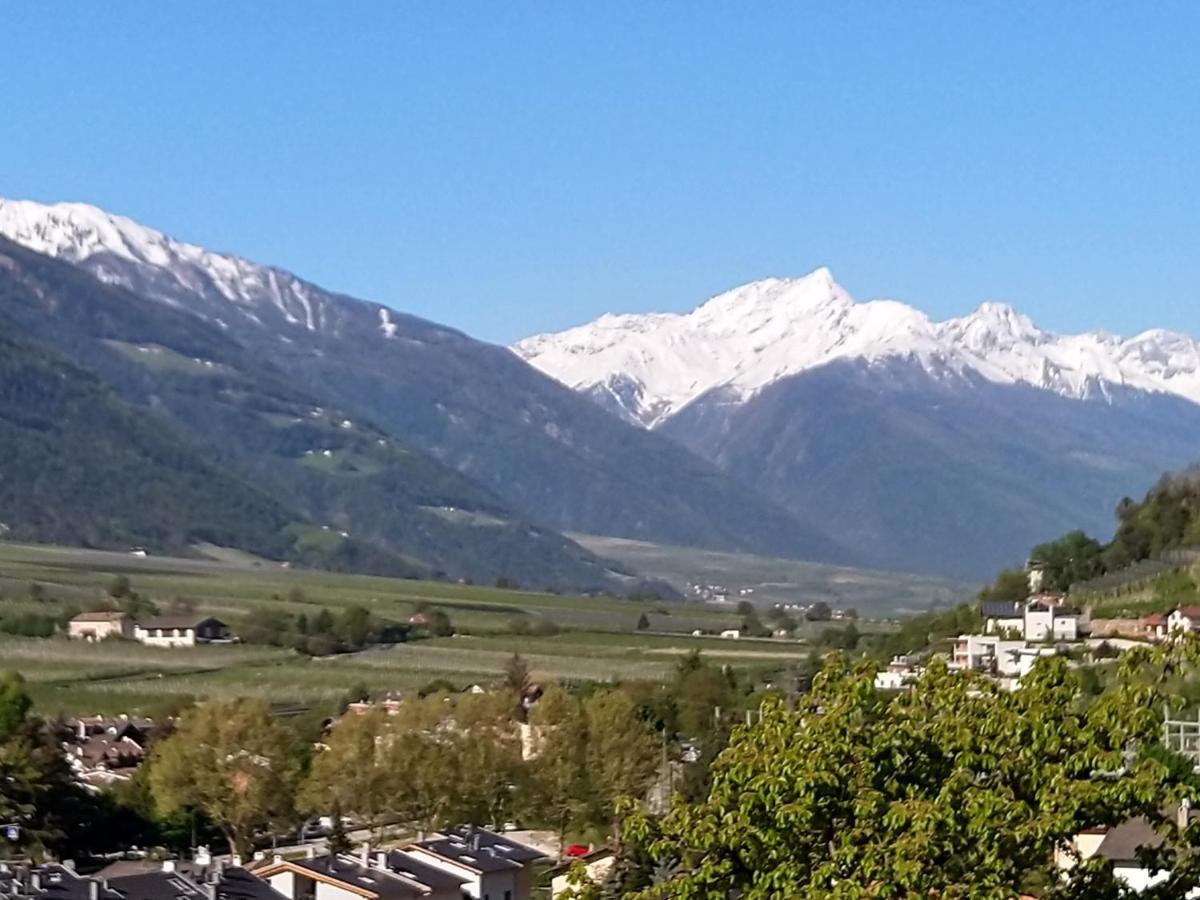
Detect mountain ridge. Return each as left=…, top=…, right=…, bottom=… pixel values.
left=0, top=197, right=850, bottom=569
left=513, top=268, right=1200, bottom=427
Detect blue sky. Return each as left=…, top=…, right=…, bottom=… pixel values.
left=5, top=4, right=1198, bottom=344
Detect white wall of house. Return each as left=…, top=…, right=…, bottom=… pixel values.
left=314, top=880, right=366, bottom=900
left=135, top=627, right=197, bottom=648
left=67, top=618, right=132, bottom=641
left=266, top=872, right=296, bottom=899
left=401, top=851, right=482, bottom=898
left=985, top=616, right=1023, bottom=636
left=1024, top=608, right=1054, bottom=641
left=1052, top=616, right=1079, bottom=641
left=1168, top=611, right=1197, bottom=634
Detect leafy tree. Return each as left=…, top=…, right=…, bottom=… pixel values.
left=326, top=799, right=352, bottom=856
left=582, top=690, right=661, bottom=831
left=735, top=600, right=755, bottom=617
left=335, top=605, right=372, bottom=648
left=0, top=671, right=31, bottom=741
left=624, top=643, right=1200, bottom=899
left=106, top=575, right=132, bottom=599
left=148, top=699, right=302, bottom=858
left=526, top=685, right=590, bottom=855
left=1031, top=529, right=1105, bottom=591
left=301, top=708, right=392, bottom=835
left=503, top=653, right=532, bottom=699
left=805, top=601, right=832, bottom=622
left=312, top=607, right=335, bottom=634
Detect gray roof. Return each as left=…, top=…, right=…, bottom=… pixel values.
left=1094, top=817, right=1164, bottom=863
left=382, top=853, right=466, bottom=891
left=136, top=616, right=225, bottom=630
left=286, top=858, right=425, bottom=900
left=411, top=838, right=522, bottom=873
left=442, top=826, right=547, bottom=864
left=106, top=873, right=206, bottom=900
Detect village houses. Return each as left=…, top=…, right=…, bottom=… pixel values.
left=67, top=612, right=231, bottom=647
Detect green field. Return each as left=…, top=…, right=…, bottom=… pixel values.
left=0, top=542, right=823, bottom=714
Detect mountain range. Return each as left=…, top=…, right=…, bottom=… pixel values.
left=0, top=198, right=843, bottom=589
left=516, top=270, right=1200, bottom=577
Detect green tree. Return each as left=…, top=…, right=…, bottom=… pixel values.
left=504, top=653, right=532, bottom=699
left=526, top=685, right=590, bottom=856
left=106, top=575, right=132, bottom=599
left=625, top=644, right=1200, bottom=899
left=0, top=671, right=32, bottom=741
left=301, top=708, right=392, bottom=837
left=582, top=690, right=660, bottom=831
left=805, top=601, right=832, bottom=622
left=148, top=699, right=302, bottom=858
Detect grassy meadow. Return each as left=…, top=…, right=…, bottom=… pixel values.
left=0, top=542, right=831, bottom=715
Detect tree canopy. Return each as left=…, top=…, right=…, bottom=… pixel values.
left=623, top=643, right=1200, bottom=899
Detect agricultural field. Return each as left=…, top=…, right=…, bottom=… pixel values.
left=0, top=542, right=827, bottom=715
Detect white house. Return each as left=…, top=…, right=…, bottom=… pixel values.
left=67, top=610, right=134, bottom=642
left=401, top=828, right=546, bottom=900
left=134, top=615, right=229, bottom=648
left=1167, top=606, right=1200, bottom=636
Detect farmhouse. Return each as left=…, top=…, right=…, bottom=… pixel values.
left=67, top=610, right=134, bottom=642
left=134, top=615, right=230, bottom=647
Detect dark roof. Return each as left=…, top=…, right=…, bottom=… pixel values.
left=282, top=857, right=425, bottom=900
left=1, top=866, right=125, bottom=900
left=106, top=872, right=206, bottom=900
left=136, top=616, right=225, bottom=630
left=1094, top=817, right=1164, bottom=863
left=211, top=868, right=287, bottom=900
left=382, top=853, right=467, bottom=890
left=410, top=839, right=521, bottom=873
left=442, top=826, right=547, bottom=864
left=981, top=601, right=1021, bottom=618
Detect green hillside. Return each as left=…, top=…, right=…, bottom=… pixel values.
left=0, top=238, right=631, bottom=589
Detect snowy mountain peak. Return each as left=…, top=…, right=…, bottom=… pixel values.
left=514, top=274, right=1200, bottom=426
left=0, top=196, right=382, bottom=338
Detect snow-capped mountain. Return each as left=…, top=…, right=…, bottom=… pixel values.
left=0, top=197, right=411, bottom=340
left=0, top=196, right=848, bottom=570
left=514, top=268, right=1200, bottom=426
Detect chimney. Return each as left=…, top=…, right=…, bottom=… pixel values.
left=471, top=833, right=480, bottom=851
left=1179, top=797, right=1193, bottom=832
left=373, top=852, right=386, bottom=869
left=162, top=861, right=176, bottom=874
left=206, top=883, right=218, bottom=900
left=305, top=846, right=316, bottom=860
left=31, top=873, right=42, bottom=891
left=88, top=880, right=100, bottom=900
left=360, top=845, right=370, bottom=868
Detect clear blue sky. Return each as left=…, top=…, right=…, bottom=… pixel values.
left=5, top=3, right=1199, bottom=344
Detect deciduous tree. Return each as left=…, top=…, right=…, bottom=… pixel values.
left=149, top=699, right=301, bottom=858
